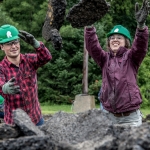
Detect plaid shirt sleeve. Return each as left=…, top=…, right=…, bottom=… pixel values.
left=26, top=42, right=52, bottom=70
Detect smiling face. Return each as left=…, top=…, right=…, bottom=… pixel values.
left=109, top=34, right=126, bottom=56
left=0, top=39, right=20, bottom=59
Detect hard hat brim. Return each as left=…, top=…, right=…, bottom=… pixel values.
left=0, top=36, right=19, bottom=44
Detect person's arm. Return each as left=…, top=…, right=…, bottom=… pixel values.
left=130, top=0, right=149, bottom=67
left=84, top=26, right=107, bottom=68
left=34, top=42, right=52, bottom=67
left=19, top=31, right=52, bottom=69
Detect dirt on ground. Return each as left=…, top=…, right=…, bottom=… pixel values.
left=0, top=109, right=150, bottom=150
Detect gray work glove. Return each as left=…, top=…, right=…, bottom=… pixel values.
left=19, top=30, right=40, bottom=48
left=2, top=77, right=20, bottom=94
left=135, top=0, right=150, bottom=29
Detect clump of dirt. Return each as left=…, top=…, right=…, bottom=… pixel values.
left=42, top=0, right=67, bottom=50
left=66, top=0, right=110, bottom=28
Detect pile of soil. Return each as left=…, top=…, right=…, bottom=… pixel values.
left=0, top=109, right=150, bottom=150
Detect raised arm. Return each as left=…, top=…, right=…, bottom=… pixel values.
left=130, top=0, right=149, bottom=66
left=84, top=26, right=107, bottom=68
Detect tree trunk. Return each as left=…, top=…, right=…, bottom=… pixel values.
left=82, top=32, right=89, bottom=95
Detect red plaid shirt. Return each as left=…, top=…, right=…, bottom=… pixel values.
left=0, top=42, right=52, bottom=125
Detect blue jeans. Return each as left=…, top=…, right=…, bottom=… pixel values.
left=103, top=109, right=142, bottom=127
left=36, top=117, right=44, bottom=126
left=100, top=103, right=103, bottom=110
left=0, top=104, right=4, bottom=119
left=0, top=111, right=4, bottom=118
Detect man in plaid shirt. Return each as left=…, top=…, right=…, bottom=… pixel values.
left=0, top=24, right=52, bottom=126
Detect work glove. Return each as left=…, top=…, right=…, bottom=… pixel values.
left=135, top=0, right=150, bottom=29
left=19, top=30, right=40, bottom=48
left=2, top=77, right=20, bottom=94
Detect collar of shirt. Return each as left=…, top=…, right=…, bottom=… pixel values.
left=3, top=54, right=25, bottom=67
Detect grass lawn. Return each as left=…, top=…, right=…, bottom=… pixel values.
left=41, top=103, right=150, bottom=118
left=41, top=103, right=73, bottom=115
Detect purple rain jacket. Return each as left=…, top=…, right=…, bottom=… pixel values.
left=84, top=26, right=149, bottom=113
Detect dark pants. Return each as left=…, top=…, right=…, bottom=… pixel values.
left=0, top=104, right=4, bottom=119
left=0, top=111, right=4, bottom=118
left=36, top=117, right=44, bottom=126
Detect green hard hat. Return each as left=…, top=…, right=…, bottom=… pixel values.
left=0, top=95, right=4, bottom=105
left=107, top=25, right=131, bottom=43
left=0, top=24, right=19, bottom=44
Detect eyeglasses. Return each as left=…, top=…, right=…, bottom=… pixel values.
left=109, top=35, right=125, bottom=41
left=3, top=39, right=20, bottom=47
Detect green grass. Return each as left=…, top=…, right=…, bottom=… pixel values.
left=140, top=108, right=150, bottom=118
left=41, top=103, right=150, bottom=118
left=41, top=103, right=73, bottom=114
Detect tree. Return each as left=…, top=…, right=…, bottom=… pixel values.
left=0, top=0, right=150, bottom=106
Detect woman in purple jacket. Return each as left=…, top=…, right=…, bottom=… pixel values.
left=84, top=0, right=149, bottom=126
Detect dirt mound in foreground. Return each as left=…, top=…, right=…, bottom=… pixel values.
left=0, top=109, right=150, bottom=150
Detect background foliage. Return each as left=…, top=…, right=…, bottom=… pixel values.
left=0, top=0, right=150, bottom=107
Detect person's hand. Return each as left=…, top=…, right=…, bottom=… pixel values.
left=19, top=30, right=40, bottom=48
left=135, top=0, right=150, bottom=29
left=2, top=77, right=20, bottom=94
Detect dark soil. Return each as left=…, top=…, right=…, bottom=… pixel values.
left=0, top=113, right=149, bottom=124
left=66, top=0, right=110, bottom=28
left=42, top=0, right=67, bottom=50
left=45, top=112, right=150, bottom=123
left=0, top=109, right=150, bottom=150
